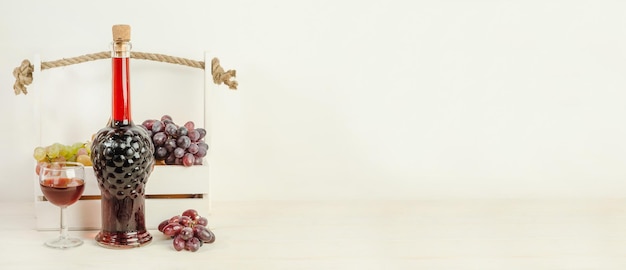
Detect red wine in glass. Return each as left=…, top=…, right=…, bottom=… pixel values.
left=40, top=178, right=85, bottom=207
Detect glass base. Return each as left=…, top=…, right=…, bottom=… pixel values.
left=45, top=237, right=83, bottom=249
left=95, top=230, right=152, bottom=249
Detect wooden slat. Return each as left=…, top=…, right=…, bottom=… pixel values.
left=38, top=194, right=206, bottom=201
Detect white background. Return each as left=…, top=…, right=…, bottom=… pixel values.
left=2, top=0, right=626, bottom=202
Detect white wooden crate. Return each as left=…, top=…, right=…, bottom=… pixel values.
left=32, top=52, right=216, bottom=230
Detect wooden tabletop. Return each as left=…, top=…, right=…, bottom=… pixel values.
left=2, top=199, right=626, bottom=269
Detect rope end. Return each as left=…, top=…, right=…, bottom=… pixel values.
left=226, top=80, right=238, bottom=90
left=211, top=57, right=238, bottom=90
left=13, top=59, right=34, bottom=95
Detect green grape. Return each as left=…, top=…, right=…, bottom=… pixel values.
left=85, top=141, right=92, bottom=155
left=76, top=148, right=88, bottom=156
left=57, top=143, right=69, bottom=158
left=70, top=142, right=83, bottom=155
left=76, top=154, right=92, bottom=166
left=33, top=147, right=46, bottom=162
left=34, top=140, right=93, bottom=165
left=46, top=144, right=61, bottom=159
left=62, top=145, right=74, bottom=160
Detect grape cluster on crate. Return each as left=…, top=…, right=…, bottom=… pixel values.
left=158, top=209, right=215, bottom=252
left=33, top=142, right=93, bottom=174
left=139, top=115, right=208, bottom=167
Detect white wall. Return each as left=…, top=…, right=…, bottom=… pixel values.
left=2, top=0, right=626, bottom=202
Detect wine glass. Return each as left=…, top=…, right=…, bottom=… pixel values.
left=38, top=161, right=86, bottom=249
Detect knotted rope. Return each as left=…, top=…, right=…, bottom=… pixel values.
left=12, top=52, right=238, bottom=95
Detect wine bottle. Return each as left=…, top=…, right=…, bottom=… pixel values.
left=90, top=24, right=155, bottom=248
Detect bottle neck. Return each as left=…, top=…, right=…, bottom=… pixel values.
left=111, top=41, right=132, bottom=125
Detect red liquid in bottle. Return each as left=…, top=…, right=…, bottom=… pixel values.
left=40, top=178, right=85, bottom=207
left=112, top=57, right=131, bottom=123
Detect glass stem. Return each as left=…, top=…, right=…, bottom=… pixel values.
left=60, top=206, right=68, bottom=240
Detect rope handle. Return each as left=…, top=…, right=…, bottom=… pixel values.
left=12, top=51, right=238, bottom=95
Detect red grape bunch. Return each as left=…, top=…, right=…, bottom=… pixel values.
left=139, top=115, right=208, bottom=167
left=158, top=209, right=215, bottom=252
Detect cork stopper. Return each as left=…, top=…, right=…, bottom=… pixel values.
left=112, top=24, right=131, bottom=42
